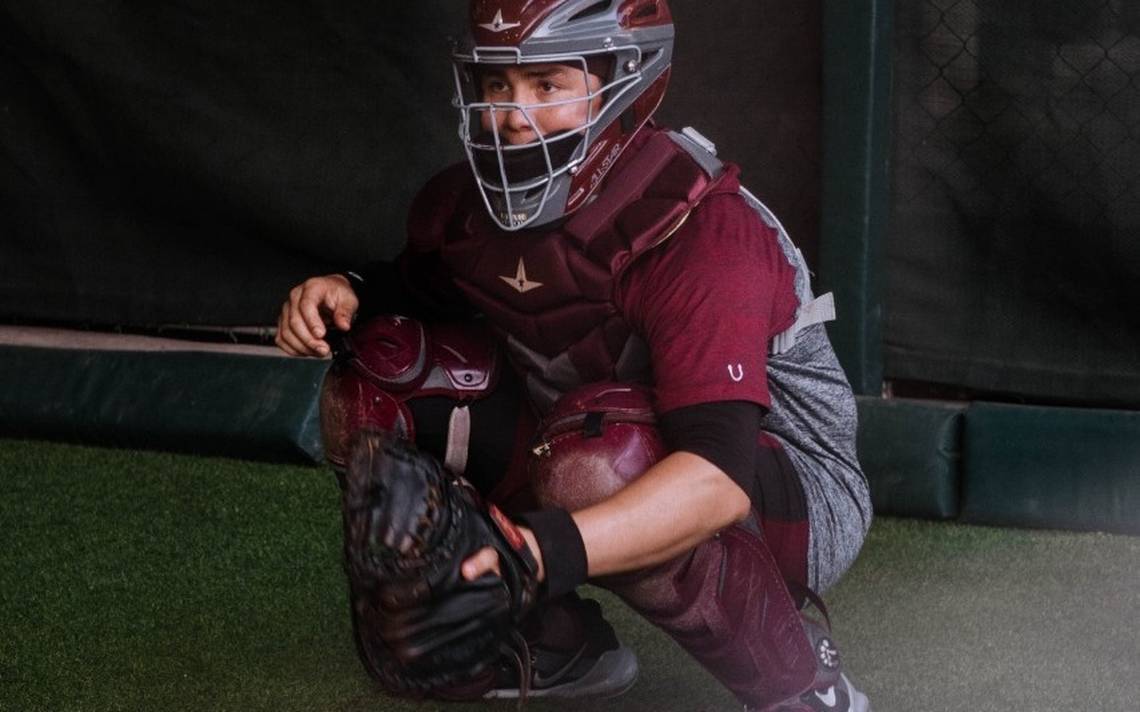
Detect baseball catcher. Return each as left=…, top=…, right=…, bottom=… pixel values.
left=280, top=0, right=874, bottom=709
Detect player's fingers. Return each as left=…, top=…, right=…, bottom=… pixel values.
left=461, top=547, right=501, bottom=581
left=322, top=290, right=345, bottom=333
left=297, top=284, right=328, bottom=341
left=286, top=285, right=327, bottom=351
left=283, top=296, right=324, bottom=356
left=282, top=287, right=311, bottom=342
left=330, top=292, right=359, bottom=332
left=278, top=312, right=314, bottom=357
left=288, top=309, right=329, bottom=357
left=275, top=305, right=303, bottom=356
left=333, top=310, right=352, bottom=332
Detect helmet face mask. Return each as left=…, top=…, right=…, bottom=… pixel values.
left=452, top=0, right=674, bottom=231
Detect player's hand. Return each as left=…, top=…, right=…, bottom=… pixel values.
left=461, top=528, right=546, bottom=583
left=275, top=274, right=359, bottom=357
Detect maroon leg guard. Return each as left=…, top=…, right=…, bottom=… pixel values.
left=529, top=384, right=817, bottom=709
left=589, top=516, right=817, bottom=709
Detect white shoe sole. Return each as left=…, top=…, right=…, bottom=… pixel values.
left=841, top=673, right=871, bottom=712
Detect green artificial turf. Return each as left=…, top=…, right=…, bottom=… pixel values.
left=1, top=439, right=1137, bottom=711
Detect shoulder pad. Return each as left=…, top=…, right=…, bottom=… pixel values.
left=667, top=127, right=725, bottom=179
left=406, top=162, right=473, bottom=254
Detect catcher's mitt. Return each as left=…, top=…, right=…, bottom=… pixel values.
left=342, top=432, right=540, bottom=697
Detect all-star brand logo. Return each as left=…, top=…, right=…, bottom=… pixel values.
left=589, top=141, right=624, bottom=190
left=500, top=257, right=544, bottom=294
left=479, top=9, right=521, bottom=32
left=817, top=637, right=840, bottom=669
left=499, top=210, right=530, bottom=226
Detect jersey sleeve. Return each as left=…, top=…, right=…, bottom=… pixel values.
left=617, top=192, right=799, bottom=414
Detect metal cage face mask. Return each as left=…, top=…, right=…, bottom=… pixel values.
left=450, top=0, right=675, bottom=231
left=453, top=51, right=643, bottom=231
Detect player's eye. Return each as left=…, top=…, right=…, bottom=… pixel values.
left=483, top=79, right=508, bottom=95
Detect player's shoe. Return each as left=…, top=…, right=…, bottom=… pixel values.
left=753, top=617, right=871, bottom=712
left=484, top=593, right=639, bottom=700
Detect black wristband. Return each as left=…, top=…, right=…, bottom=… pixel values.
left=341, top=270, right=366, bottom=289
left=516, top=508, right=588, bottom=599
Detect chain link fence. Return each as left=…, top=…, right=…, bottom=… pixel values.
left=896, top=0, right=1140, bottom=228
left=886, top=0, right=1140, bottom=405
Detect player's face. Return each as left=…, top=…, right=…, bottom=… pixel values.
left=478, top=63, right=603, bottom=145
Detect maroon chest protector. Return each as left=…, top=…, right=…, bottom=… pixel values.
left=437, top=128, right=740, bottom=413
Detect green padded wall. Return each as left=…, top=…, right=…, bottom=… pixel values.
left=856, top=396, right=964, bottom=519
left=819, top=0, right=894, bottom=394
left=961, top=403, right=1140, bottom=535
left=7, top=336, right=1138, bottom=537
left=0, top=345, right=329, bottom=464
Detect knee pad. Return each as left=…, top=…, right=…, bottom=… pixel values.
left=320, top=315, right=500, bottom=474
left=529, top=382, right=667, bottom=511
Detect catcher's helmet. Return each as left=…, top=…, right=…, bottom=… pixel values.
left=453, top=0, right=674, bottom=231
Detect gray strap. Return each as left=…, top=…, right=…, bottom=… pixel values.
left=770, top=292, right=836, bottom=355
left=670, top=126, right=841, bottom=356
left=667, top=127, right=725, bottom=178
left=444, top=405, right=471, bottom=475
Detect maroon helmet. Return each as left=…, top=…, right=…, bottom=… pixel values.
left=453, top=0, right=674, bottom=230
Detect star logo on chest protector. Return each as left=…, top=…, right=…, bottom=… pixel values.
left=500, top=258, right=544, bottom=294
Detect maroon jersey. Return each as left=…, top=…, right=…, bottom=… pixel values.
left=404, top=125, right=797, bottom=414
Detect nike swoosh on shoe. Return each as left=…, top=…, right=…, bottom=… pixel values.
left=814, top=686, right=838, bottom=707
left=533, top=642, right=588, bottom=688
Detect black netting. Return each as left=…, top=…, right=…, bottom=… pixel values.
left=0, top=1, right=821, bottom=331
left=887, top=0, right=1140, bottom=406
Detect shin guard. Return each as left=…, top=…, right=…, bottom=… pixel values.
left=531, top=382, right=817, bottom=709
left=603, top=519, right=816, bottom=709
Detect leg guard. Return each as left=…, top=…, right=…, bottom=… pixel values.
left=321, top=315, right=535, bottom=507
left=530, top=382, right=817, bottom=709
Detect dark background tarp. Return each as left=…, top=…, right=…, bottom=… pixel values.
left=12, top=1, right=1136, bottom=408
left=0, top=0, right=821, bottom=329
left=886, top=0, right=1140, bottom=407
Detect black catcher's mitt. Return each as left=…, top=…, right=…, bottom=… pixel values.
left=342, top=432, right=540, bottom=697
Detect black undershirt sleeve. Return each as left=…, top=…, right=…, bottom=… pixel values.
left=657, top=400, right=766, bottom=499
left=344, top=255, right=475, bottom=323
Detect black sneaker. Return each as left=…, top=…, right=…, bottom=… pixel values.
left=484, top=594, right=639, bottom=700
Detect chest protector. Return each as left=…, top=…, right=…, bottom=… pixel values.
left=438, top=127, right=834, bottom=414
